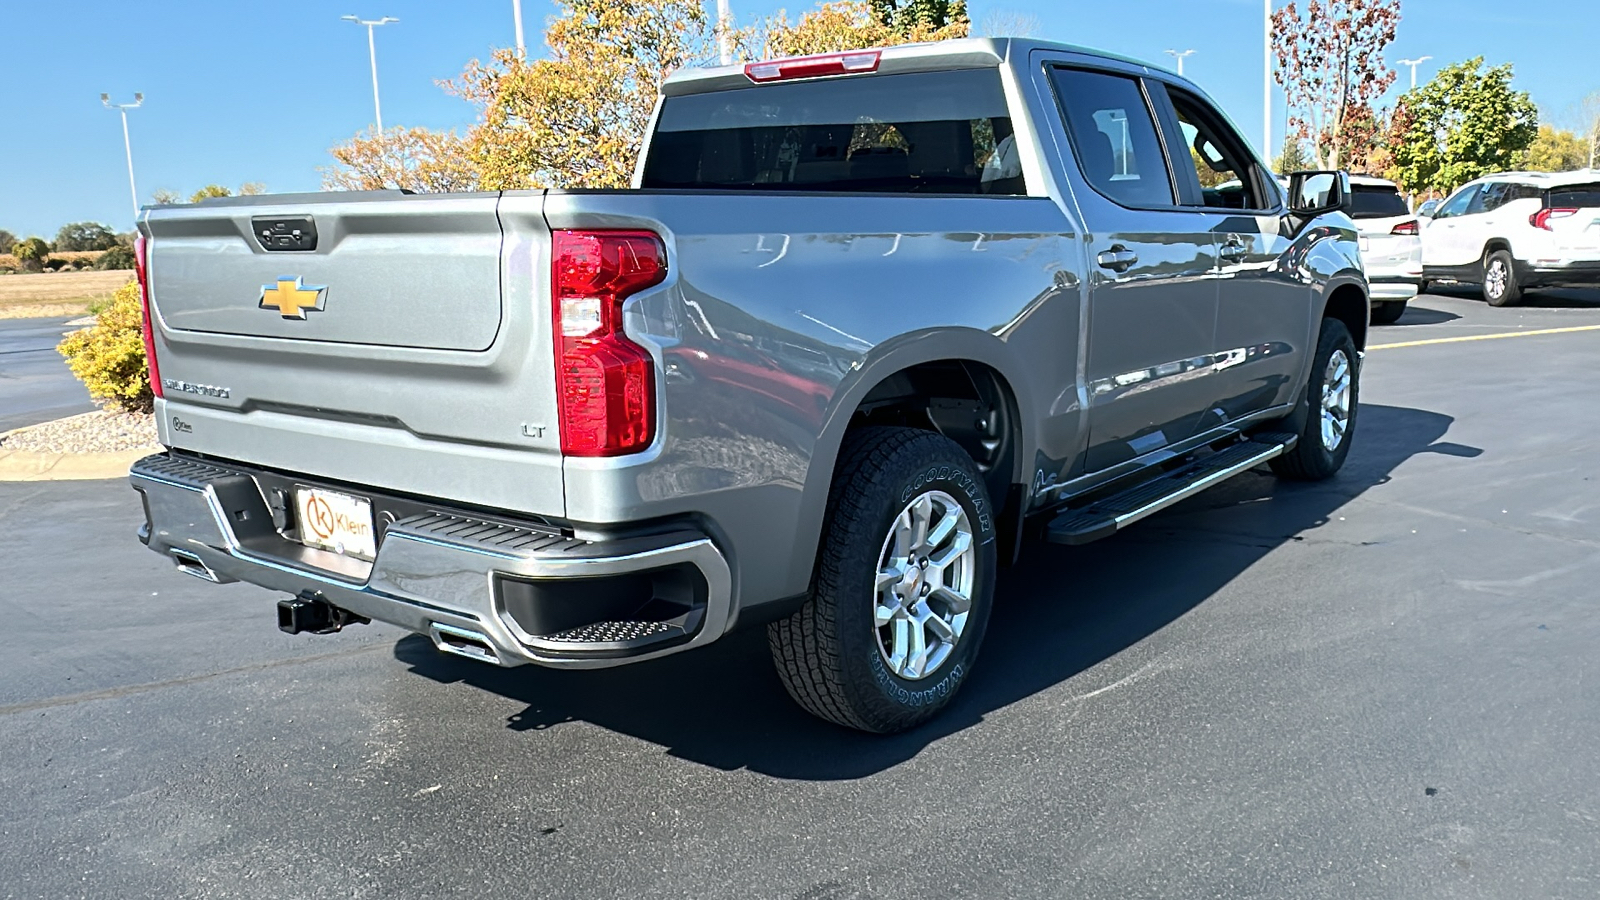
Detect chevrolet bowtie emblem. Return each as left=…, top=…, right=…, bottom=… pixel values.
left=259, top=276, right=327, bottom=319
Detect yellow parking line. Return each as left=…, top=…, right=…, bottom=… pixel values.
left=1369, top=323, right=1600, bottom=350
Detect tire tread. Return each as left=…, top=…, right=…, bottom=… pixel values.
left=769, top=427, right=986, bottom=732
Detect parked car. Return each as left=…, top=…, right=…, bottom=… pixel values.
left=1348, top=175, right=1422, bottom=323
left=1420, top=171, right=1600, bottom=306
left=128, top=39, right=1369, bottom=733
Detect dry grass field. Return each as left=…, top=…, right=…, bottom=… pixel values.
left=0, top=270, right=132, bottom=319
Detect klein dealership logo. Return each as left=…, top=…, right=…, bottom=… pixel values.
left=259, top=276, right=328, bottom=319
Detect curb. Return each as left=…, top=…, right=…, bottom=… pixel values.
left=0, top=448, right=153, bottom=482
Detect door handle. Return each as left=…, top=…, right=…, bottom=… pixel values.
left=1096, top=246, right=1139, bottom=273
left=1220, top=236, right=1248, bottom=260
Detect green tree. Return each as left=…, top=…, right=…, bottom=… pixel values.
left=12, top=236, right=50, bottom=272
left=1521, top=124, right=1587, bottom=172
left=188, top=184, right=233, bottom=202
left=94, top=245, right=137, bottom=270
left=53, top=222, right=119, bottom=252
left=1273, top=136, right=1313, bottom=174
left=0, top=229, right=15, bottom=253
left=1388, top=58, right=1538, bottom=196
left=869, top=0, right=967, bottom=34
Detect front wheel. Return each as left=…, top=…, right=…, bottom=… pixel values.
left=1270, top=318, right=1359, bottom=481
left=1370, top=300, right=1407, bottom=325
left=1483, top=249, right=1522, bottom=307
left=769, top=427, right=997, bottom=733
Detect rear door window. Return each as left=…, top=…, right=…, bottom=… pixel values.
left=642, top=69, right=1023, bottom=195
left=1047, top=67, right=1176, bottom=208
left=1467, top=183, right=1510, bottom=215
left=1349, top=186, right=1410, bottom=219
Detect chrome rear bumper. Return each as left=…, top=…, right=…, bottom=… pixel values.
left=129, top=454, right=733, bottom=669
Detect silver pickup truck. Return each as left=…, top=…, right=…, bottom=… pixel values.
left=130, top=39, right=1367, bottom=733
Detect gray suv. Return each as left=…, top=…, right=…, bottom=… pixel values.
left=130, top=39, right=1368, bottom=732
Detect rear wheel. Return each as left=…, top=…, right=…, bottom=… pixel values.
left=1270, top=318, right=1358, bottom=481
left=1370, top=300, right=1407, bottom=325
left=1482, top=249, right=1522, bottom=307
left=768, top=427, right=996, bottom=733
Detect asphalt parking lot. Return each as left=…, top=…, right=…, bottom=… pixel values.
left=0, top=317, right=95, bottom=432
left=4, top=289, right=1599, bottom=899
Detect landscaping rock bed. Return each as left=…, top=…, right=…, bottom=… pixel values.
left=0, top=411, right=159, bottom=454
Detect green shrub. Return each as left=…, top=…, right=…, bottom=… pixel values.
left=43, top=258, right=68, bottom=271
left=95, top=244, right=136, bottom=270
left=12, top=237, right=49, bottom=272
left=58, top=281, right=152, bottom=413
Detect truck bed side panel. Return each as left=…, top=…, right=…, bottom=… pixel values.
left=544, top=191, right=1081, bottom=611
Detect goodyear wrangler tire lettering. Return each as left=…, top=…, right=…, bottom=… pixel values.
left=768, top=427, right=998, bottom=733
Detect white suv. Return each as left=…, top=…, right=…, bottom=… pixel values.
left=1420, top=171, right=1600, bottom=306
left=1349, top=175, right=1423, bottom=324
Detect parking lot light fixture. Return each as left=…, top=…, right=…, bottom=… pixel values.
left=101, top=92, right=144, bottom=219
left=1397, top=56, right=1432, bottom=91
left=342, top=15, right=399, bottom=133
left=1164, top=49, right=1195, bottom=76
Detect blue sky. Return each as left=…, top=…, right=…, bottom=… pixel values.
left=2, top=0, right=1596, bottom=238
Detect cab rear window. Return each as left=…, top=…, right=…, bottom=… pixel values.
left=641, top=69, right=1023, bottom=195
left=1348, top=186, right=1410, bottom=219
left=1548, top=184, right=1600, bottom=208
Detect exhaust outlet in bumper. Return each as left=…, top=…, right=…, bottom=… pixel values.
left=429, top=623, right=504, bottom=665
left=171, top=549, right=232, bottom=584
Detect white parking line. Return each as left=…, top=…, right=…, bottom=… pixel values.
left=1369, top=324, right=1600, bottom=350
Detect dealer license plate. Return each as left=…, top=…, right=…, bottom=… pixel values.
left=295, top=487, right=377, bottom=560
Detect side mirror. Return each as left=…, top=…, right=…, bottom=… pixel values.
left=1417, top=199, right=1440, bottom=219
left=1287, top=170, right=1349, bottom=216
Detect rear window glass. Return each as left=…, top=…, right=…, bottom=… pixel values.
left=1549, top=184, right=1600, bottom=208
left=641, top=69, right=1023, bottom=195
left=1349, top=186, right=1410, bottom=219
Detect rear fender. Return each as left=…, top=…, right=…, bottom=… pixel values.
left=785, top=328, right=1037, bottom=597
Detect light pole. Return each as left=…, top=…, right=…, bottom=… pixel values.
left=1164, top=49, right=1195, bottom=76
left=1397, top=56, right=1431, bottom=91
left=101, top=92, right=143, bottom=218
left=342, top=15, right=398, bottom=133
left=512, top=0, right=525, bottom=54
left=1264, top=0, right=1273, bottom=161
left=717, top=0, right=732, bottom=65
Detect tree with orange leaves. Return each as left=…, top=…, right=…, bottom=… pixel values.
left=1271, top=0, right=1401, bottom=171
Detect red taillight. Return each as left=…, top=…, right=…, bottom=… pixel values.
left=1531, top=207, right=1579, bottom=230
left=551, top=230, right=666, bottom=457
left=1390, top=220, right=1419, bottom=236
left=744, top=50, right=881, bottom=82
left=134, top=235, right=162, bottom=399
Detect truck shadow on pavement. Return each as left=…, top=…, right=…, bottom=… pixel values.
left=1421, top=285, right=1600, bottom=308
left=395, top=403, right=1477, bottom=779
left=1384, top=305, right=1459, bottom=326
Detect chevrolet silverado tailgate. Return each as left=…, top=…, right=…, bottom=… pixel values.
left=141, top=191, right=567, bottom=517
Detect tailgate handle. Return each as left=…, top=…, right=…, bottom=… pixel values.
left=252, top=216, right=318, bottom=252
